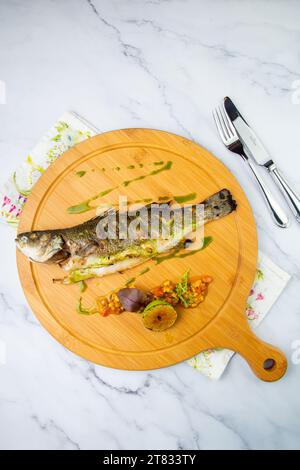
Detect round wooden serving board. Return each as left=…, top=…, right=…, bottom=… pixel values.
left=17, top=129, right=287, bottom=381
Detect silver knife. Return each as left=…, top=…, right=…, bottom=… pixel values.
left=224, top=97, right=300, bottom=222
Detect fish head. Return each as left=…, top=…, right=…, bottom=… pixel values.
left=16, top=231, right=66, bottom=263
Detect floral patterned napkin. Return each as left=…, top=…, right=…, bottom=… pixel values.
left=188, top=253, right=290, bottom=378
left=0, top=112, right=291, bottom=379
left=0, top=112, right=99, bottom=227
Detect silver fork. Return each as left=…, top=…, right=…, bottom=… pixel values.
left=213, top=103, right=289, bottom=228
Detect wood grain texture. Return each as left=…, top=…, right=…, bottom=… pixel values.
left=17, top=129, right=287, bottom=381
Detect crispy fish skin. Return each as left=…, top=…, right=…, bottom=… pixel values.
left=16, top=189, right=237, bottom=282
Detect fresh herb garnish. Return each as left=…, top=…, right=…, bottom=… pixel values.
left=175, top=271, right=190, bottom=307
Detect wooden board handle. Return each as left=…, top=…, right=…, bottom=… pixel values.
left=207, top=318, right=287, bottom=382
left=236, top=334, right=287, bottom=382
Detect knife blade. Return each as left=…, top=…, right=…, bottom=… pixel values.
left=224, top=97, right=272, bottom=167
left=224, top=96, right=300, bottom=222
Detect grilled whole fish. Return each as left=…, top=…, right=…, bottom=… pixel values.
left=16, top=189, right=237, bottom=283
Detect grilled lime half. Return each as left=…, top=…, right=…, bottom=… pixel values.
left=142, top=300, right=177, bottom=332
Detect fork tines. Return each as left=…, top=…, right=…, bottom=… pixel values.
left=213, top=103, right=236, bottom=145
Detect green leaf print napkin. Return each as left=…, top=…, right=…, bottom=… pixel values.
left=0, top=112, right=291, bottom=379
left=0, top=112, right=98, bottom=227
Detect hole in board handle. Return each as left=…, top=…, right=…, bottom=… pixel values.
left=263, top=358, right=276, bottom=371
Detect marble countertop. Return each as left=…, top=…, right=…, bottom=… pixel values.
left=0, top=0, right=300, bottom=450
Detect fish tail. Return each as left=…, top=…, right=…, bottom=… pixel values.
left=203, top=189, right=237, bottom=221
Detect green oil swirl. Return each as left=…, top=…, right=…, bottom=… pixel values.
left=68, top=161, right=174, bottom=214
left=154, top=236, right=213, bottom=265
left=67, top=187, right=117, bottom=214
left=122, top=161, right=173, bottom=187
left=174, top=192, right=197, bottom=203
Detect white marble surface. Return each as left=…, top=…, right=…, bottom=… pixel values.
left=0, top=0, right=300, bottom=450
